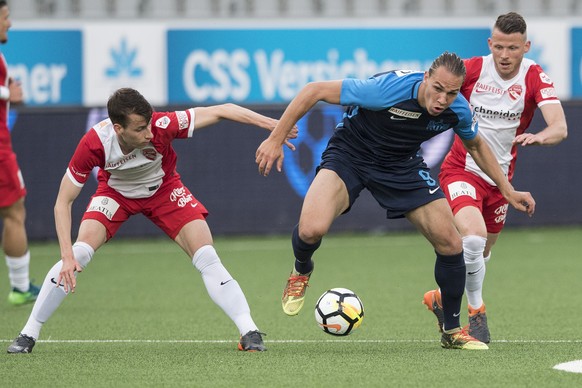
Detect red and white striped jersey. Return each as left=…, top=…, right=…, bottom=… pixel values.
left=67, top=109, right=195, bottom=198
left=441, top=55, right=561, bottom=185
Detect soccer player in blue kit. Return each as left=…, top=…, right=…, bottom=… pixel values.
left=255, top=52, right=535, bottom=350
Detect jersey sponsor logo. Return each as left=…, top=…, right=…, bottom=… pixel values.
left=540, top=87, right=557, bottom=99
left=387, top=107, right=422, bottom=119
left=494, top=203, right=509, bottom=224
left=155, top=115, right=171, bottom=129
left=142, top=148, right=157, bottom=161
left=105, top=153, right=137, bottom=169
left=507, top=84, right=523, bottom=101
left=473, top=105, right=521, bottom=121
left=474, top=81, right=504, bottom=95
left=169, top=186, right=195, bottom=208
left=447, top=181, right=477, bottom=201
left=70, top=166, right=88, bottom=179
left=539, top=72, right=552, bottom=84
left=390, top=115, right=407, bottom=121
left=87, top=196, right=120, bottom=220
left=176, top=111, right=189, bottom=130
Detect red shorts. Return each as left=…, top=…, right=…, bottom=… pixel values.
left=439, top=169, right=508, bottom=234
left=82, top=177, right=208, bottom=240
left=0, top=152, right=26, bottom=208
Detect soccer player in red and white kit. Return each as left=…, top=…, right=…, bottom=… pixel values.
left=7, top=88, right=297, bottom=353
left=423, top=12, right=568, bottom=343
left=0, top=0, right=41, bottom=306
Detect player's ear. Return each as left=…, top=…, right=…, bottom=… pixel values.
left=523, top=40, right=531, bottom=53
left=112, top=123, right=124, bottom=135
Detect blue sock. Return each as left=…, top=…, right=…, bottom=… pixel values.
left=291, top=225, right=319, bottom=274
left=434, top=251, right=465, bottom=331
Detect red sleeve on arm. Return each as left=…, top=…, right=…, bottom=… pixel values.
left=67, top=129, right=105, bottom=185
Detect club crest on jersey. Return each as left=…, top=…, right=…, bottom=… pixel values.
left=507, top=84, right=523, bottom=101
left=142, top=148, right=157, bottom=160
left=156, top=116, right=171, bottom=129
left=427, top=119, right=448, bottom=132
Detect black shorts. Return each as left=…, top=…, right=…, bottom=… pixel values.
left=319, top=149, right=444, bottom=219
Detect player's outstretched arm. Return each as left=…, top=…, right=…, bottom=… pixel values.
left=462, top=134, right=535, bottom=216
left=255, top=80, right=342, bottom=176
left=513, top=103, right=567, bottom=147
left=192, top=103, right=298, bottom=150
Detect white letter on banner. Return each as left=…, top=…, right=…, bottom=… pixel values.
left=230, top=49, right=250, bottom=101
left=184, top=50, right=210, bottom=101
left=255, top=49, right=283, bottom=101
left=209, top=49, right=230, bottom=101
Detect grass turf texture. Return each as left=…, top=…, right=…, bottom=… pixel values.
left=1, top=226, right=581, bottom=387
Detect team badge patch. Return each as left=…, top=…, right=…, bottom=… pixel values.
left=540, top=87, right=557, bottom=99
left=539, top=72, right=552, bottom=84
left=155, top=116, right=171, bottom=129
left=87, top=196, right=120, bottom=220
left=176, top=111, right=189, bottom=130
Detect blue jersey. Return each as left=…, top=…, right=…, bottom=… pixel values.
left=330, top=70, right=477, bottom=169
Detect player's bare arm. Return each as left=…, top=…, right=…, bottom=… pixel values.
left=255, top=80, right=342, bottom=176
left=462, top=134, right=535, bottom=216
left=513, top=103, right=568, bottom=146
left=54, top=174, right=84, bottom=293
left=193, top=103, right=298, bottom=150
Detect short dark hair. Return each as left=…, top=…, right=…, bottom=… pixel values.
left=494, top=12, right=527, bottom=35
left=107, top=88, right=153, bottom=128
left=428, top=51, right=466, bottom=79
left=0, top=1, right=7, bottom=8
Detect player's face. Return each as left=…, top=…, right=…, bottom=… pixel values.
left=488, top=28, right=530, bottom=80
left=114, top=113, right=153, bottom=154
left=0, top=6, right=10, bottom=44
left=420, top=66, right=463, bottom=116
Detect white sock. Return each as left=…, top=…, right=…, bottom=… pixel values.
left=5, top=251, right=31, bottom=292
left=192, top=245, right=258, bottom=335
left=21, top=242, right=94, bottom=340
left=463, top=235, right=487, bottom=309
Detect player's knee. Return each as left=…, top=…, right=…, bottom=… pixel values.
left=462, top=235, right=487, bottom=263
left=298, top=224, right=327, bottom=244
left=192, top=245, right=221, bottom=272
left=72, top=242, right=94, bottom=269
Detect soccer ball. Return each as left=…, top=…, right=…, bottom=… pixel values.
left=314, top=288, right=364, bottom=336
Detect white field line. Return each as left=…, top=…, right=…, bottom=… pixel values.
left=2, top=339, right=582, bottom=344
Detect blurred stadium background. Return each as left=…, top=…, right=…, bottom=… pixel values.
left=4, top=0, right=582, bottom=240
left=10, top=0, right=582, bottom=18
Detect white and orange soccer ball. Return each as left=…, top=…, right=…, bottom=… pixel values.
left=314, top=288, right=364, bottom=336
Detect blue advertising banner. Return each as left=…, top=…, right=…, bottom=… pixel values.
left=572, top=28, right=582, bottom=98
left=167, top=28, right=490, bottom=105
left=3, top=30, right=83, bottom=106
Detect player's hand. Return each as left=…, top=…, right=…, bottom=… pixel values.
left=256, top=138, right=284, bottom=176
left=8, top=77, right=24, bottom=104
left=284, top=125, right=299, bottom=151
left=57, top=256, right=84, bottom=294
left=507, top=190, right=536, bottom=217
left=512, top=132, right=544, bottom=146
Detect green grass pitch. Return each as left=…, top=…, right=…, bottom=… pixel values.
left=1, top=226, right=581, bottom=387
